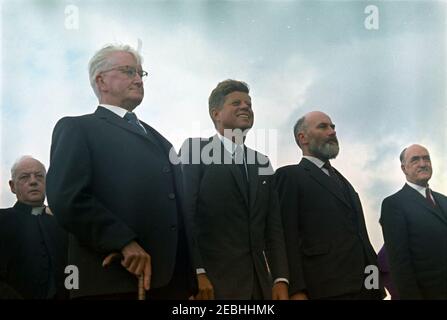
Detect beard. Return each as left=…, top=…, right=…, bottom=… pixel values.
left=308, top=136, right=340, bottom=161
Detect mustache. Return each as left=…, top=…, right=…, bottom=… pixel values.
left=324, top=137, right=339, bottom=144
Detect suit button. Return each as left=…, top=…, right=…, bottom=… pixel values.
left=168, top=193, right=175, bottom=200
left=163, top=166, right=171, bottom=173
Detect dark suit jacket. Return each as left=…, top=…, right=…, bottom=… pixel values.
left=46, top=106, right=196, bottom=298
left=180, top=135, right=289, bottom=299
left=275, top=158, right=380, bottom=299
left=380, top=184, right=447, bottom=299
left=0, top=201, right=68, bottom=299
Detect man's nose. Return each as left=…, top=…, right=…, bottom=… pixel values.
left=28, top=175, right=38, bottom=185
left=328, top=127, right=336, bottom=136
left=133, top=74, right=143, bottom=85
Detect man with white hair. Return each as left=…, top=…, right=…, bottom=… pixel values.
left=380, top=144, right=447, bottom=299
left=0, top=156, right=68, bottom=299
left=46, top=44, right=196, bottom=299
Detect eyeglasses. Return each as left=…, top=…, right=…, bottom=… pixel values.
left=101, top=65, right=148, bottom=79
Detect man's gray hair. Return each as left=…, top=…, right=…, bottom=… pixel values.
left=400, top=148, right=407, bottom=164
left=10, top=156, right=46, bottom=180
left=293, top=115, right=307, bottom=147
left=88, top=44, right=143, bottom=99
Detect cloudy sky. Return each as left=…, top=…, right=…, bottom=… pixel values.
left=0, top=0, right=446, bottom=251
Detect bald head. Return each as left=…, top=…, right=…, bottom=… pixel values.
left=400, top=144, right=432, bottom=186
left=293, top=111, right=339, bottom=161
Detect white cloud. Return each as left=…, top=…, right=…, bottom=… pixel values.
left=1, top=1, right=445, bottom=256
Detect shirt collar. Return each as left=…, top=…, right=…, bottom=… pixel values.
left=303, top=156, right=326, bottom=169
left=406, top=181, right=429, bottom=196
left=99, top=104, right=130, bottom=119
left=216, top=132, right=244, bottom=155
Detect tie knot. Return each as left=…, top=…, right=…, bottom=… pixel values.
left=124, top=112, right=138, bottom=122
left=323, top=161, right=332, bottom=170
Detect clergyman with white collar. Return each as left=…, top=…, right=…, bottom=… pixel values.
left=0, top=156, right=68, bottom=299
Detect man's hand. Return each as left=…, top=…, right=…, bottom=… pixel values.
left=195, top=274, right=214, bottom=300
left=290, top=291, right=308, bottom=300
left=272, top=281, right=289, bottom=300
left=102, top=241, right=151, bottom=290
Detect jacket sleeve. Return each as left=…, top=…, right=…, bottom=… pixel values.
left=380, top=197, right=422, bottom=299
left=46, top=117, right=137, bottom=253
left=264, top=163, right=290, bottom=282
left=274, top=168, right=307, bottom=295
left=179, top=138, right=205, bottom=270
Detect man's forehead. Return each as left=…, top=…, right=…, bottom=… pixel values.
left=16, top=160, right=45, bottom=173
left=307, top=113, right=333, bottom=126
left=224, top=91, right=251, bottom=101
left=407, top=148, right=429, bottom=157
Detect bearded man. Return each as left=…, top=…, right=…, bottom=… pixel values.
left=275, top=111, right=384, bottom=300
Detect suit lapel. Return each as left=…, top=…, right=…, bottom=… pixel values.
left=301, top=158, right=353, bottom=210
left=95, top=107, right=164, bottom=152
left=403, top=184, right=447, bottom=225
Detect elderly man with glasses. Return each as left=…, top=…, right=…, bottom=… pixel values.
left=46, top=44, right=196, bottom=300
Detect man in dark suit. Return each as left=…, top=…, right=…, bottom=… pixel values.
left=180, top=79, right=289, bottom=300
left=46, top=44, right=196, bottom=299
left=380, top=144, right=447, bottom=299
left=275, top=111, right=383, bottom=300
left=0, top=156, right=67, bottom=299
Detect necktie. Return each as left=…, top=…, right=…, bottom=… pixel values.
left=323, top=161, right=344, bottom=189
left=425, top=188, right=436, bottom=207
left=234, top=145, right=248, bottom=182
left=124, top=112, right=146, bottom=134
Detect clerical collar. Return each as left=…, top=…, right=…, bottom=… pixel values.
left=31, top=206, right=45, bottom=215
left=13, top=201, right=45, bottom=215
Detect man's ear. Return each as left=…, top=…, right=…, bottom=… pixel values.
left=211, top=107, right=220, bottom=123
left=401, top=164, right=406, bottom=175
left=96, top=74, right=107, bottom=92
left=298, top=132, right=307, bottom=146
left=9, top=180, right=16, bottom=194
